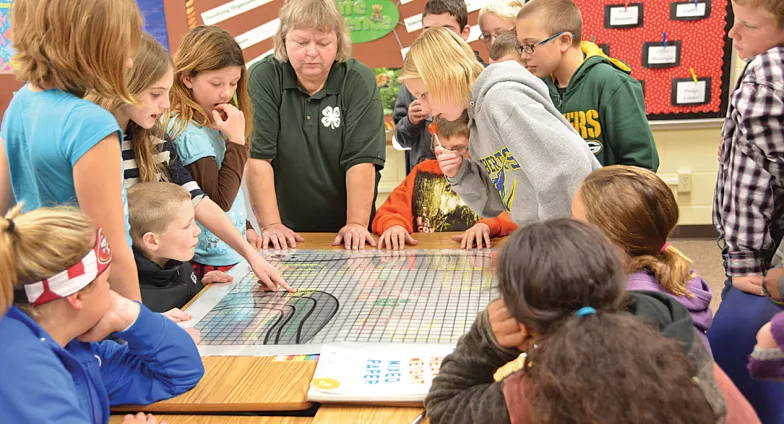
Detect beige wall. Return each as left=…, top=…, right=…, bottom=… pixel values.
left=377, top=52, right=745, bottom=227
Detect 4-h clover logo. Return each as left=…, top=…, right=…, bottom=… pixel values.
left=321, top=106, right=340, bottom=129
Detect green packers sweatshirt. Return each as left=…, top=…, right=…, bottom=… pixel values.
left=545, top=42, right=659, bottom=171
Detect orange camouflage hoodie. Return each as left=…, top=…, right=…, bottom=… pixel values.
left=372, top=159, right=517, bottom=236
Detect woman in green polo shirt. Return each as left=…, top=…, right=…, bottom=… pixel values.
left=246, top=0, right=386, bottom=250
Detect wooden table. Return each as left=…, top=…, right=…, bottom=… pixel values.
left=114, top=233, right=506, bottom=416
left=110, top=416, right=313, bottom=424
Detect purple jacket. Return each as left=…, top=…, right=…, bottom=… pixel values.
left=627, top=270, right=713, bottom=354
left=748, top=311, right=784, bottom=381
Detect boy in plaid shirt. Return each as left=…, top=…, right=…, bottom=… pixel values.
left=708, top=0, right=784, bottom=422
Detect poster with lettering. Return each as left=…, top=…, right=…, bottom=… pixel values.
left=308, top=343, right=454, bottom=402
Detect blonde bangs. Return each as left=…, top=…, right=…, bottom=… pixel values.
left=273, top=0, right=352, bottom=63
left=479, top=0, right=526, bottom=22
left=398, top=27, right=483, bottom=106
left=733, top=0, right=784, bottom=27
left=11, top=0, right=142, bottom=102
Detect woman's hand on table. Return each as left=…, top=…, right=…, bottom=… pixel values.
left=453, top=223, right=492, bottom=250
left=260, top=222, right=304, bottom=250
left=378, top=225, right=419, bottom=251
left=333, top=223, right=377, bottom=250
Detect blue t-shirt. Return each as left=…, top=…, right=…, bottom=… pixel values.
left=1, top=86, right=130, bottom=244
left=172, top=123, right=246, bottom=266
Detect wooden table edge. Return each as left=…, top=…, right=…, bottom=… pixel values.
left=113, top=401, right=315, bottom=413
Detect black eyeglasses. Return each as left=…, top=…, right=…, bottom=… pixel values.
left=515, top=32, right=565, bottom=55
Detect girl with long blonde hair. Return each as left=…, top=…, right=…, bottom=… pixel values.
left=0, top=0, right=143, bottom=301
left=398, top=27, right=599, bottom=227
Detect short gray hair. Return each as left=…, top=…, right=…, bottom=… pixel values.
left=273, top=0, right=353, bottom=63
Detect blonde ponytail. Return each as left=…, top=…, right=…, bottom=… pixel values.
left=0, top=204, right=23, bottom=313
left=628, top=247, right=695, bottom=296
left=0, top=204, right=96, bottom=313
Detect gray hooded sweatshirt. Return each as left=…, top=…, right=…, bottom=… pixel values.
left=447, top=61, right=601, bottom=226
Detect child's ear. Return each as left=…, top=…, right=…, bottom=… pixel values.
left=142, top=232, right=160, bottom=252
left=560, top=33, right=574, bottom=53
left=182, top=76, right=194, bottom=90
left=64, top=293, right=85, bottom=311
left=461, top=25, right=471, bottom=41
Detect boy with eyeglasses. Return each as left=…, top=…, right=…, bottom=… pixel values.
left=515, top=0, right=658, bottom=171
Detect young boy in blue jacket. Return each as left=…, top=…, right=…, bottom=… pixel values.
left=0, top=205, right=204, bottom=424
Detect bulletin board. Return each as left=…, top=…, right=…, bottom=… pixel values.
left=182, top=0, right=489, bottom=70
left=574, top=0, right=735, bottom=120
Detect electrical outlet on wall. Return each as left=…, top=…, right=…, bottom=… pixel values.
left=677, top=171, right=692, bottom=193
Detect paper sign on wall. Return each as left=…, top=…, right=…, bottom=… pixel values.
left=671, top=0, right=711, bottom=20
left=236, top=18, right=280, bottom=50
left=405, top=14, right=423, bottom=32
left=642, top=41, right=682, bottom=68
left=202, top=0, right=272, bottom=25
left=604, top=3, right=644, bottom=28
left=672, top=77, right=712, bottom=105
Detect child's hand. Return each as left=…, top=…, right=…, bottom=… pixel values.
left=435, top=146, right=463, bottom=178
left=202, top=270, right=234, bottom=285
left=487, top=299, right=528, bottom=349
left=408, top=100, right=429, bottom=125
left=247, top=228, right=263, bottom=249
left=248, top=252, right=295, bottom=293
left=162, top=308, right=192, bottom=323
left=756, top=322, right=778, bottom=349
left=733, top=275, right=764, bottom=296
left=764, top=268, right=784, bottom=301
left=378, top=225, right=419, bottom=250
left=212, top=103, right=246, bottom=145
left=122, top=412, right=168, bottom=424
left=452, top=222, right=491, bottom=250
left=77, top=291, right=141, bottom=342
left=184, top=327, right=201, bottom=344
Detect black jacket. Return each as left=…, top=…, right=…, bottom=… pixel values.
left=134, top=249, right=203, bottom=313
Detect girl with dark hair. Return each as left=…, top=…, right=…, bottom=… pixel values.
left=425, top=219, right=741, bottom=424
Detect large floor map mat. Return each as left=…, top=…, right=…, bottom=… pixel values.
left=185, top=249, right=498, bottom=356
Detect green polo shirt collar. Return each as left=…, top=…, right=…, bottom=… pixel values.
left=281, top=61, right=346, bottom=97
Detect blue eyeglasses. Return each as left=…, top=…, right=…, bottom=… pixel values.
left=516, top=32, right=565, bottom=55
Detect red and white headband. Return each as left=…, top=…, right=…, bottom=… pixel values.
left=23, top=227, right=112, bottom=306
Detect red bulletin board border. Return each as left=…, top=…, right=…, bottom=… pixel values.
left=573, top=0, right=734, bottom=120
